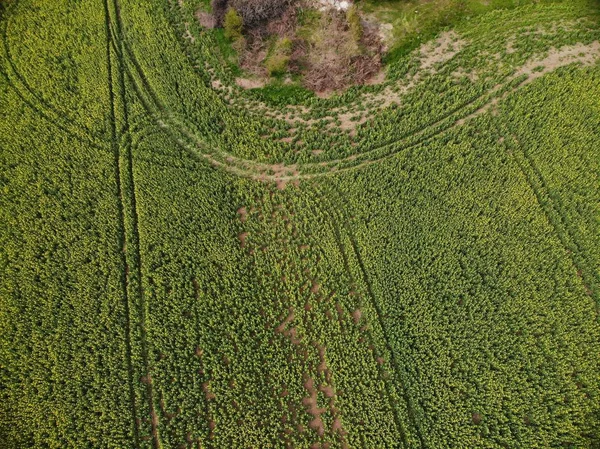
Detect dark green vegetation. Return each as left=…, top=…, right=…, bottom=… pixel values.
left=1, top=0, right=600, bottom=448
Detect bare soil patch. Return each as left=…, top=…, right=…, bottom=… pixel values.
left=457, top=41, right=600, bottom=125
left=332, top=416, right=344, bottom=432
left=310, top=280, right=321, bottom=294
left=276, top=309, right=295, bottom=333
left=276, top=309, right=302, bottom=344
left=419, top=31, right=466, bottom=71
left=302, top=377, right=326, bottom=437
left=237, top=206, right=248, bottom=222
left=196, top=10, right=216, bottom=28
left=515, top=41, right=600, bottom=83
left=317, top=344, right=327, bottom=374
left=235, top=77, right=266, bottom=89
left=202, top=381, right=216, bottom=400
left=365, top=68, right=386, bottom=85
left=320, top=384, right=335, bottom=398
left=452, top=67, right=479, bottom=82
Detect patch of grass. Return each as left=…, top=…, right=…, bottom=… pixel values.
left=296, top=7, right=322, bottom=40
left=195, top=0, right=212, bottom=12
left=246, top=82, right=316, bottom=106
left=363, top=0, right=600, bottom=63
left=224, top=7, right=243, bottom=40
left=210, top=28, right=242, bottom=76
left=347, top=5, right=364, bottom=43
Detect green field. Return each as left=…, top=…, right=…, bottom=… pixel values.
left=1, top=0, right=600, bottom=447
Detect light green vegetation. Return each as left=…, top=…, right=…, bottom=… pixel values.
left=265, top=37, right=293, bottom=76
left=347, top=5, right=364, bottom=43
left=362, top=0, right=599, bottom=60
left=223, top=7, right=243, bottom=41
left=1, top=0, right=599, bottom=448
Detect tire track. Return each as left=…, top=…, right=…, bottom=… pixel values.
left=341, top=215, right=427, bottom=449
left=500, top=121, right=599, bottom=307
left=115, top=3, right=596, bottom=182
left=121, top=38, right=497, bottom=179
left=102, top=0, right=141, bottom=446
left=119, top=47, right=576, bottom=184
left=318, top=187, right=425, bottom=448
left=106, top=0, right=163, bottom=447
left=327, top=212, right=411, bottom=448
left=116, top=32, right=547, bottom=183
left=121, top=64, right=491, bottom=181
left=0, top=68, right=107, bottom=152
left=1, top=15, right=104, bottom=144
left=130, top=125, right=215, bottom=449
left=108, top=3, right=513, bottom=181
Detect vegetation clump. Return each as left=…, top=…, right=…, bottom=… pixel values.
left=346, top=5, right=363, bottom=43
left=209, top=0, right=384, bottom=92
left=223, top=6, right=243, bottom=41
left=265, top=36, right=293, bottom=76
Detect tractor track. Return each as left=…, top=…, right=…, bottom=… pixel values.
left=109, top=4, right=599, bottom=185
left=115, top=33, right=557, bottom=183
left=321, top=186, right=427, bottom=448
left=1, top=17, right=104, bottom=144
left=0, top=68, right=107, bottom=151
left=115, top=2, right=598, bottom=183
left=105, top=0, right=162, bottom=446
left=326, top=203, right=412, bottom=448
left=102, top=0, right=142, bottom=446
left=500, top=122, right=599, bottom=308
left=109, top=7, right=506, bottom=180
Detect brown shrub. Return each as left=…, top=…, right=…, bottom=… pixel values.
left=211, top=0, right=229, bottom=27
left=230, top=0, right=296, bottom=29
left=196, top=10, right=216, bottom=29
left=266, top=6, right=298, bottom=37
left=302, top=12, right=358, bottom=91
left=303, top=10, right=383, bottom=91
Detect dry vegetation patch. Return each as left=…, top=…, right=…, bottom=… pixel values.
left=210, top=0, right=384, bottom=93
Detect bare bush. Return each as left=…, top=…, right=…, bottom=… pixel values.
left=302, top=11, right=382, bottom=91
left=266, top=6, right=298, bottom=37
left=196, top=10, right=216, bottom=29
left=211, top=0, right=229, bottom=27
left=230, top=0, right=296, bottom=29
left=223, top=1, right=383, bottom=93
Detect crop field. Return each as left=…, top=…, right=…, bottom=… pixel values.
left=1, top=0, right=600, bottom=448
